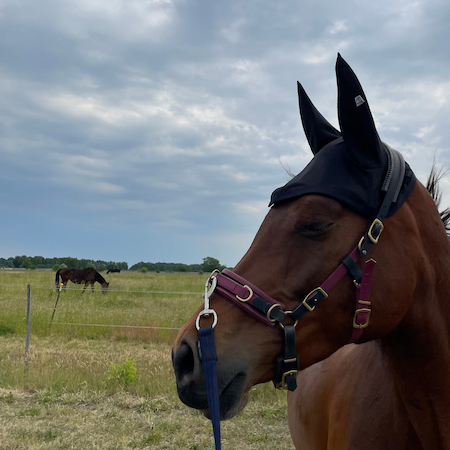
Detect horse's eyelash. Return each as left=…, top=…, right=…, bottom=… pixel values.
left=295, top=222, right=334, bottom=234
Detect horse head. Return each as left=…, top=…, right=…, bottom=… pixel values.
left=101, top=281, right=109, bottom=294
left=172, top=55, right=448, bottom=422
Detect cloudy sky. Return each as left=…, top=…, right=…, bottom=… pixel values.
left=1, top=0, right=450, bottom=268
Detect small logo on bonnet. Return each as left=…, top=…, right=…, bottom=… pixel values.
left=355, top=95, right=365, bottom=107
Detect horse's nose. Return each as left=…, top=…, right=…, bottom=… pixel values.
left=173, top=338, right=199, bottom=387
left=172, top=337, right=208, bottom=409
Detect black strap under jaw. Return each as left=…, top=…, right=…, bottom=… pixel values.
left=273, top=325, right=299, bottom=391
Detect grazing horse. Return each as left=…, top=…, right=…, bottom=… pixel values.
left=55, top=267, right=109, bottom=294
left=172, top=55, right=450, bottom=449
left=106, top=268, right=121, bottom=274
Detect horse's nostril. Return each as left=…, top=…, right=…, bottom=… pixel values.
left=174, top=340, right=195, bottom=381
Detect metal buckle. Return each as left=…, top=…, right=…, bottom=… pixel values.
left=275, top=370, right=298, bottom=390
left=368, top=219, right=384, bottom=244
left=302, top=287, right=328, bottom=312
left=236, top=285, right=253, bottom=302
left=352, top=308, right=371, bottom=329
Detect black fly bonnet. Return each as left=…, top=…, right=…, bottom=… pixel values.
left=270, top=54, right=416, bottom=218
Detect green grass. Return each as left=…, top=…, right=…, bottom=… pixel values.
left=0, top=270, right=293, bottom=449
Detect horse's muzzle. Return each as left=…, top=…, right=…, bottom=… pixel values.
left=172, top=335, right=249, bottom=420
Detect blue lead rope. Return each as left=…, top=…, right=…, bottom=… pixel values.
left=198, top=326, right=221, bottom=450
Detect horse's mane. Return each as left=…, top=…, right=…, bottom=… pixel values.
left=426, top=163, right=450, bottom=236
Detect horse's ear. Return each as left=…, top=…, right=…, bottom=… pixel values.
left=298, top=81, right=341, bottom=155
left=336, top=54, right=384, bottom=167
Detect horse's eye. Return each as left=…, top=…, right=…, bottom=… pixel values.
left=295, top=221, right=334, bottom=236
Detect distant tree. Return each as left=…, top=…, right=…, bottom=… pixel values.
left=140, top=267, right=148, bottom=273
left=12, top=255, right=26, bottom=268
left=201, top=257, right=226, bottom=273
left=52, top=264, right=60, bottom=272
left=64, top=257, right=78, bottom=268
left=60, top=263, right=67, bottom=269
left=23, top=258, right=34, bottom=269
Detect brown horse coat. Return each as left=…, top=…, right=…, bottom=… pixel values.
left=289, top=342, right=422, bottom=449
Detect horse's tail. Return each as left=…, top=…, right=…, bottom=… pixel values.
left=55, top=269, right=62, bottom=291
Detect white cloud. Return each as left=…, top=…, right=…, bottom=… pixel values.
left=221, top=17, right=247, bottom=43
left=329, top=21, right=349, bottom=35
left=233, top=201, right=268, bottom=216
left=415, top=125, right=436, bottom=139
left=94, top=182, right=125, bottom=193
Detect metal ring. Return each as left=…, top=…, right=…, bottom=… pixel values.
left=266, top=303, right=282, bottom=322
left=196, top=309, right=218, bottom=330
left=279, top=311, right=298, bottom=329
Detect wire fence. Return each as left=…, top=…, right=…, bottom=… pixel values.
left=0, top=283, right=200, bottom=340
left=0, top=283, right=203, bottom=295
left=0, top=319, right=181, bottom=331
left=0, top=282, right=197, bottom=388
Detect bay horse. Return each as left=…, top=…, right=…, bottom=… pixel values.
left=172, top=55, right=450, bottom=449
left=55, top=267, right=109, bottom=294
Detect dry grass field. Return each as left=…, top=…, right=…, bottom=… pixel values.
left=0, top=270, right=294, bottom=449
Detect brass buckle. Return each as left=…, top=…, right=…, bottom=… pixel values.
left=302, top=287, right=328, bottom=312
left=352, top=308, right=371, bottom=329
left=266, top=303, right=283, bottom=322
left=236, top=285, right=253, bottom=302
left=358, top=236, right=364, bottom=250
left=275, top=370, right=298, bottom=390
left=368, top=219, right=384, bottom=244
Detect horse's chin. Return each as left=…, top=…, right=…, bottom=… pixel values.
left=176, top=364, right=249, bottom=420
left=203, top=390, right=249, bottom=420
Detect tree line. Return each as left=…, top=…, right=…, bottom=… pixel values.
left=129, top=257, right=227, bottom=273
left=0, top=256, right=128, bottom=272
left=0, top=256, right=228, bottom=273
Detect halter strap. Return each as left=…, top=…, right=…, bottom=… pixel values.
left=215, top=270, right=286, bottom=327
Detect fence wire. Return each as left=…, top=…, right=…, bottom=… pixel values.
left=41, top=322, right=181, bottom=330
left=0, top=283, right=202, bottom=295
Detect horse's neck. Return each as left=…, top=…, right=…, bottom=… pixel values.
left=384, top=211, right=450, bottom=449
left=95, top=272, right=104, bottom=283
